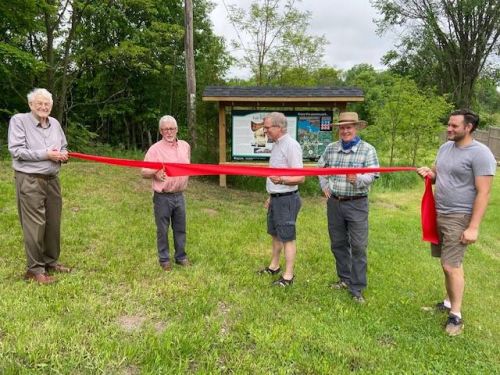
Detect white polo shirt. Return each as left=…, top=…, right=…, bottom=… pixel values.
left=266, top=133, right=303, bottom=194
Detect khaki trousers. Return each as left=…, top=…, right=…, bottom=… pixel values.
left=15, top=171, right=62, bottom=274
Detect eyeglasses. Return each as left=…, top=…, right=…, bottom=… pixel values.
left=33, top=101, right=52, bottom=108
left=161, top=127, right=177, bottom=132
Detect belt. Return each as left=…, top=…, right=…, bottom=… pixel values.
left=16, top=171, right=57, bottom=180
left=156, top=191, right=183, bottom=195
left=332, top=194, right=367, bottom=201
left=270, top=190, right=298, bottom=198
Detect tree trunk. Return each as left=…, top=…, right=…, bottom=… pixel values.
left=54, top=7, right=80, bottom=124
left=124, top=116, right=130, bottom=149
left=131, top=121, right=137, bottom=150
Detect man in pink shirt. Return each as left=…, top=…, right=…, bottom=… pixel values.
left=142, top=115, right=191, bottom=271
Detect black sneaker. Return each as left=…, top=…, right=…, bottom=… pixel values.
left=435, top=301, right=451, bottom=313
left=445, top=314, right=464, bottom=336
left=257, top=266, right=280, bottom=275
left=272, top=276, right=294, bottom=287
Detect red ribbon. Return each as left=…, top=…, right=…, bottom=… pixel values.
left=69, top=152, right=415, bottom=177
left=421, top=176, right=440, bottom=244
left=68, top=152, right=437, bottom=244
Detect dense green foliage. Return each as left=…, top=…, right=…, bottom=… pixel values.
left=0, top=162, right=498, bottom=373
left=0, top=0, right=229, bottom=160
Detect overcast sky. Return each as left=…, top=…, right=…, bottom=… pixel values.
left=209, top=0, right=399, bottom=79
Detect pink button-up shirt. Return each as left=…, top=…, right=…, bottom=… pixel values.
left=143, top=139, right=190, bottom=193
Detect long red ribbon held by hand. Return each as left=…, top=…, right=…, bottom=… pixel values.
left=69, top=152, right=415, bottom=177
left=68, top=152, right=437, bottom=244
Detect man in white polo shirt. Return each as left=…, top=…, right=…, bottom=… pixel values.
left=258, top=112, right=304, bottom=286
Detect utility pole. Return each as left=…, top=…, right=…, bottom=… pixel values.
left=184, top=0, right=197, bottom=149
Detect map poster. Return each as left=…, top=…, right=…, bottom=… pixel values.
left=297, top=111, right=333, bottom=161
left=231, top=110, right=332, bottom=161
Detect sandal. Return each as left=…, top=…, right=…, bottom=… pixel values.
left=272, top=276, right=294, bottom=287
left=257, top=266, right=281, bottom=275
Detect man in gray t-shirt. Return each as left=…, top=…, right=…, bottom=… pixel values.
left=417, top=109, right=496, bottom=336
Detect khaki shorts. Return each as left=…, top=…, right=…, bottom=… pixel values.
left=431, top=213, right=471, bottom=267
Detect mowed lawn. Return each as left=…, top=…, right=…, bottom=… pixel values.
left=0, top=161, right=498, bottom=374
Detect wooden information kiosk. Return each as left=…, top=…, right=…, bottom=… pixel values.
left=202, top=86, right=364, bottom=187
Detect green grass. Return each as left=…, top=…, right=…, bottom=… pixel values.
left=0, top=161, right=498, bottom=374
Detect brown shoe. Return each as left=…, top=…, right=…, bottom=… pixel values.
left=160, top=262, right=172, bottom=272
left=46, top=263, right=72, bottom=273
left=175, top=258, right=191, bottom=267
left=24, top=271, right=56, bottom=284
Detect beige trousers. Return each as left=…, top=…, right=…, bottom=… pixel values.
left=15, top=171, right=62, bottom=274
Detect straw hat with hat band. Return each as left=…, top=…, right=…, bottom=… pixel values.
left=332, top=112, right=367, bottom=129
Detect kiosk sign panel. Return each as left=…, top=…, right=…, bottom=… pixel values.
left=231, top=110, right=332, bottom=161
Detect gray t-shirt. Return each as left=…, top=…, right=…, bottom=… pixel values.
left=435, top=140, right=496, bottom=214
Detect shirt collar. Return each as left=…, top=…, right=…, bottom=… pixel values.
left=335, top=140, right=361, bottom=153
left=31, top=113, right=51, bottom=128
left=275, top=133, right=289, bottom=144
left=162, top=138, right=179, bottom=147
left=36, top=121, right=51, bottom=129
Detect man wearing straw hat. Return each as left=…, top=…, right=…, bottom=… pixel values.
left=318, top=112, right=379, bottom=303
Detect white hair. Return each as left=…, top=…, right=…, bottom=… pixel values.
left=27, top=88, right=53, bottom=104
left=264, top=112, right=287, bottom=131
left=158, top=115, right=178, bottom=130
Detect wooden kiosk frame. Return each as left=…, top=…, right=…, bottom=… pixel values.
left=202, top=86, right=364, bottom=187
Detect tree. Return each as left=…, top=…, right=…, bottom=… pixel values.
left=372, top=0, right=500, bottom=108
left=0, top=0, right=43, bottom=116
left=343, top=65, right=452, bottom=165
left=30, top=0, right=92, bottom=121
left=473, top=68, right=500, bottom=125
left=1, top=0, right=229, bottom=156
left=270, top=66, right=342, bottom=87
left=368, top=76, right=451, bottom=165
left=226, top=0, right=327, bottom=85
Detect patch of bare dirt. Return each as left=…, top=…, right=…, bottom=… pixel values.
left=117, top=315, right=146, bottom=333
left=218, top=301, right=231, bottom=336
left=153, top=321, right=167, bottom=334
left=202, top=208, right=218, bottom=216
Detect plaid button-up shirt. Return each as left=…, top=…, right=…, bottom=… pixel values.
left=318, top=140, right=379, bottom=196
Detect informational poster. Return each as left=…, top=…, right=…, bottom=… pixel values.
left=232, top=111, right=297, bottom=160
left=297, top=111, right=333, bottom=161
left=232, top=110, right=333, bottom=161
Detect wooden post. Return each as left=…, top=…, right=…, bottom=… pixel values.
left=218, top=103, right=227, bottom=187
left=184, top=0, right=197, bottom=148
